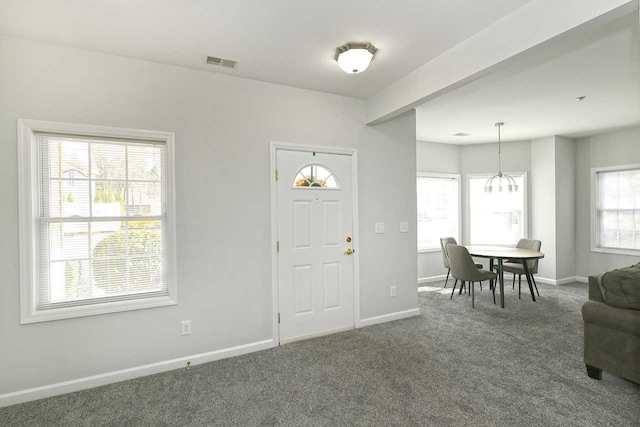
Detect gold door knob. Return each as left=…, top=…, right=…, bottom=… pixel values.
left=344, top=248, right=354, bottom=255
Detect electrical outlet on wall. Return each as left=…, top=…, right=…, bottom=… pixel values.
left=375, top=222, right=385, bottom=234
left=181, top=320, right=192, bottom=336
left=399, top=222, right=409, bottom=233
left=390, top=286, right=397, bottom=297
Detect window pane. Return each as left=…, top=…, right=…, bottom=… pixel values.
left=35, top=132, right=171, bottom=310
left=48, top=139, right=89, bottom=179
left=417, top=176, right=458, bottom=250
left=469, top=175, right=524, bottom=245
left=126, top=182, right=163, bottom=216
left=91, top=143, right=126, bottom=180
left=48, top=259, right=92, bottom=303
left=128, top=144, right=163, bottom=181
left=597, top=168, right=640, bottom=251
left=49, top=222, right=89, bottom=261
left=128, top=220, right=162, bottom=256
left=92, top=181, right=126, bottom=216
left=92, top=258, right=128, bottom=294
left=602, top=231, right=618, bottom=248
left=49, top=180, right=90, bottom=217
left=91, top=221, right=125, bottom=257
left=619, top=231, right=634, bottom=249
left=129, top=256, right=163, bottom=292
left=293, top=164, right=338, bottom=188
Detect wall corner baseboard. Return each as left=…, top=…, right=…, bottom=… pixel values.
left=534, top=276, right=581, bottom=285
left=359, top=308, right=420, bottom=328
left=418, top=275, right=447, bottom=285
left=575, top=276, right=588, bottom=283
left=0, top=338, right=276, bottom=409
left=556, top=276, right=579, bottom=285
left=533, top=276, right=557, bottom=285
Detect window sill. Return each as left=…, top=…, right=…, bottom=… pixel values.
left=590, top=247, right=640, bottom=257
left=20, top=295, right=177, bottom=324
left=418, top=248, right=442, bottom=254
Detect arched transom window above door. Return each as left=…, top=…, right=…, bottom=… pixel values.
left=293, top=164, right=339, bottom=189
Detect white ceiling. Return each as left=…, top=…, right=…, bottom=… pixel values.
left=416, top=14, right=640, bottom=144
left=0, top=0, right=531, bottom=99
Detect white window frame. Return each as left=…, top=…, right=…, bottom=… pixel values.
left=417, top=172, right=461, bottom=253
left=591, top=164, right=640, bottom=256
left=466, top=172, right=528, bottom=246
left=17, top=119, right=178, bottom=324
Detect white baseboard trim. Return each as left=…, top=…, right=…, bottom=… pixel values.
left=418, top=275, right=447, bottom=284
left=535, top=276, right=581, bottom=285
left=0, top=338, right=276, bottom=408
left=359, top=308, right=421, bottom=328
left=576, top=276, right=588, bottom=283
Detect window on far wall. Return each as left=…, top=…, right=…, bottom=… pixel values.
left=469, top=174, right=526, bottom=245
left=18, top=120, right=177, bottom=323
left=592, top=165, right=640, bottom=254
left=417, top=173, right=460, bottom=251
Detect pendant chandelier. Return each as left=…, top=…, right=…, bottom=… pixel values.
left=484, top=122, right=518, bottom=193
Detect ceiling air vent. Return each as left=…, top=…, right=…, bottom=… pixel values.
left=206, top=56, right=237, bottom=68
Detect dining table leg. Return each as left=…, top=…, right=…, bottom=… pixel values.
left=498, top=259, right=505, bottom=308
left=521, top=260, right=536, bottom=302
left=489, top=258, right=494, bottom=290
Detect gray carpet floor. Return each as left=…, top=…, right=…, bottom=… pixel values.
left=2, top=281, right=639, bottom=426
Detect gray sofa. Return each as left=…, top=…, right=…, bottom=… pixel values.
left=582, top=265, right=640, bottom=384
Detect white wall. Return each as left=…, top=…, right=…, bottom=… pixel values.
left=416, top=141, right=461, bottom=281
left=555, top=137, right=576, bottom=279
left=575, top=125, right=640, bottom=277
left=530, top=137, right=557, bottom=279
left=0, top=37, right=418, bottom=398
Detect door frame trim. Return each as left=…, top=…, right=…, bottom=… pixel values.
left=269, top=142, right=360, bottom=345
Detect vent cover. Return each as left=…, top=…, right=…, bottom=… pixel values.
left=206, top=56, right=237, bottom=68
left=452, top=132, right=470, bottom=137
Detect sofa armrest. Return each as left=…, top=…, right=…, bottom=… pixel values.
left=582, top=300, right=640, bottom=336
left=588, top=276, right=605, bottom=303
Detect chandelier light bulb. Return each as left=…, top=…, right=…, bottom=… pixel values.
left=484, top=122, right=518, bottom=195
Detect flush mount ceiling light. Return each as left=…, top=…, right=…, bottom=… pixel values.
left=335, top=43, right=377, bottom=74
left=484, top=122, right=518, bottom=193
left=453, top=132, right=470, bottom=137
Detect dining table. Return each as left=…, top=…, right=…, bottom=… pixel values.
left=465, top=245, right=545, bottom=309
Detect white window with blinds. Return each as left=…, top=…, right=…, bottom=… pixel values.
left=417, top=173, right=460, bottom=251
left=592, top=164, right=640, bottom=255
left=18, top=120, right=177, bottom=323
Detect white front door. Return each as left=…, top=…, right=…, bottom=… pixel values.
left=276, top=148, right=355, bottom=344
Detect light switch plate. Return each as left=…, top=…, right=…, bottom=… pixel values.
left=181, top=320, right=192, bottom=336
left=399, top=222, right=409, bottom=233
left=375, top=222, right=385, bottom=234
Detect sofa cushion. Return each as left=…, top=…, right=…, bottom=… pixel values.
left=597, top=265, right=640, bottom=310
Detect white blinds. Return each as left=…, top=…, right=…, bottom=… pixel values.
left=35, top=134, right=169, bottom=309
left=597, top=168, right=640, bottom=250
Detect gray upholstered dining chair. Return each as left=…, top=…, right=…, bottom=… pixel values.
left=447, top=243, right=497, bottom=308
left=500, top=239, right=542, bottom=298
left=440, top=237, right=483, bottom=289
left=439, top=237, right=456, bottom=287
